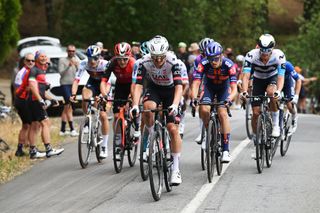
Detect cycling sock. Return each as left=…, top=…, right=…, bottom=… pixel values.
left=68, top=121, right=74, bottom=131
left=172, top=153, right=180, bottom=171
left=292, top=112, right=297, bottom=120
left=199, top=118, right=203, bottom=130
left=61, top=121, right=66, bottom=132
left=272, top=111, right=279, bottom=126
left=221, top=133, right=230, bottom=151
left=102, top=135, right=109, bottom=148
left=44, top=143, right=52, bottom=151
left=17, top=143, right=23, bottom=150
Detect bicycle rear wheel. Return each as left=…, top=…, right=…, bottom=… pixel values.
left=78, top=117, right=92, bottom=169
left=245, top=101, right=253, bottom=139
left=148, top=131, right=163, bottom=201
left=200, top=125, right=206, bottom=171
left=140, top=127, right=149, bottom=181
left=206, top=120, right=216, bottom=183
left=280, top=113, right=292, bottom=156
left=95, top=120, right=103, bottom=163
left=255, top=116, right=265, bottom=173
left=113, top=119, right=124, bottom=173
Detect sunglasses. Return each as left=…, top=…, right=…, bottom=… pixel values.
left=26, top=59, right=35, bottom=63
left=260, top=48, right=272, bottom=54
left=116, top=57, right=129, bottom=62
left=151, top=55, right=166, bottom=61
left=67, top=50, right=75, bottom=52
left=207, top=56, right=221, bottom=62
left=88, top=56, right=100, bottom=61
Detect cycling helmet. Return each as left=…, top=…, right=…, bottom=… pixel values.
left=114, top=42, right=131, bottom=57
left=86, top=45, right=101, bottom=58
left=236, top=55, right=245, bottom=62
left=149, top=35, right=169, bottom=56
left=199, top=38, right=214, bottom=53
left=257, top=34, right=275, bottom=50
left=140, top=41, right=150, bottom=56
left=205, top=42, right=223, bottom=57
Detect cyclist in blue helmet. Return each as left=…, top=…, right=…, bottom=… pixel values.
left=191, top=41, right=238, bottom=163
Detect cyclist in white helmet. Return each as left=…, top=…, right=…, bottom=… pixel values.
left=131, top=35, right=183, bottom=185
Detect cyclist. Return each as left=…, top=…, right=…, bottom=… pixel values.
left=131, top=35, right=183, bottom=185
left=70, top=45, right=110, bottom=159
left=191, top=42, right=237, bottom=163
left=103, top=42, right=138, bottom=144
left=192, top=38, right=214, bottom=144
left=283, top=61, right=302, bottom=133
left=241, top=34, right=286, bottom=157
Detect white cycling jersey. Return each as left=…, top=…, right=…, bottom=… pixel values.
left=177, top=59, right=189, bottom=85
left=75, top=59, right=109, bottom=81
left=243, top=49, right=286, bottom=79
left=136, top=51, right=182, bottom=87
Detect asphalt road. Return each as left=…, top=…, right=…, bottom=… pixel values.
left=0, top=110, right=319, bottom=213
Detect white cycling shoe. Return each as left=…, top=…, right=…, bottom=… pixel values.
left=170, top=170, right=182, bottom=186
left=221, top=151, right=231, bottom=163
left=271, top=125, right=280, bottom=137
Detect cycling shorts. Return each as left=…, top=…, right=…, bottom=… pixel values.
left=113, top=83, right=131, bottom=114
left=251, top=75, right=277, bottom=107
left=201, top=81, right=230, bottom=104
left=30, top=100, right=48, bottom=122
left=14, top=97, right=32, bottom=124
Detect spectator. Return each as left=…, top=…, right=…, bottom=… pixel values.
left=295, top=66, right=317, bottom=113
left=224, top=47, right=234, bottom=61
left=96, top=41, right=113, bottom=60
left=14, top=53, right=34, bottom=156
left=187, top=42, right=200, bottom=71
left=176, top=42, right=190, bottom=71
left=28, top=50, right=64, bottom=159
left=58, top=44, right=79, bottom=136
left=131, top=41, right=141, bottom=59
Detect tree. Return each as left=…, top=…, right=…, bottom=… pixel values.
left=0, top=0, right=21, bottom=65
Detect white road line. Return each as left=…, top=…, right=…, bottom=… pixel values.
left=181, top=138, right=251, bottom=213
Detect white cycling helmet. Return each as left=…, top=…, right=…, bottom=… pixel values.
left=149, top=35, right=169, bottom=56
left=236, top=55, right=245, bottom=62
left=257, top=34, right=275, bottom=50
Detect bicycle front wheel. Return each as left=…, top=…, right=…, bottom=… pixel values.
left=163, top=130, right=173, bottom=192
left=256, top=116, right=265, bottom=173
left=95, top=120, right=103, bottom=163
left=245, top=101, right=253, bottom=139
left=127, top=123, right=138, bottom=167
left=148, top=131, right=163, bottom=201
left=113, top=118, right=125, bottom=173
left=200, top=125, right=206, bottom=171
left=140, top=127, right=149, bottom=181
left=206, top=120, right=216, bottom=183
left=78, top=117, right=92, bottom=169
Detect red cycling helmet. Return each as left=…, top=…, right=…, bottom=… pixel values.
left=114, top=42, right=131, bottom=57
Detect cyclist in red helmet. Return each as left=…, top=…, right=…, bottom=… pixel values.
left=104, top=42, right=137, bottom=148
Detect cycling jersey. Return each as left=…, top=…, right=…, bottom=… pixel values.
left=28, top=65, right=49, bottom=100
left=192, top=54, right=205, bottom=78
left=15, top=66, right=31, bottom=99
left=283, top=61, right=300, bottom=99
left=285, top=61, right=300, bottom=81
left=177, top=59, right=189, bottom=85
left=136, top=51, right=182, bottom=87
left=243, top=49, right=286, bottom=79
left=132, top=57, right=143, bottom=84
left=193, top=57, right=237, bottom=86
left=75, top=59, right=109, bottom=82
left=105, top=56, right=135, bottom=84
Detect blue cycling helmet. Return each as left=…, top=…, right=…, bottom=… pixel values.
left=199, top=38, right=214, bottom=53
left=86, top=45, right=101, bottom=58
left=205, top=42, right=223, bottom=57
left=140, top=41, right=150, bottom=56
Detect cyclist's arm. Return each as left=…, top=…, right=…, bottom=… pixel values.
left=99, top=78, right=110, bottom=97
left=228, top=65, right=238, bottom=101
left=132, top=63, right=145, bottom=106
left=277, top=60, right=286, bottom=92
left=295, top=78, right=302, bottom=95
left=241, top=60, right=251, bottom=93
left=172, top=64, right=183, bottom=106
left=28, top=69, right=42, bottom=101
left=190, top=62, right=204, bottom=99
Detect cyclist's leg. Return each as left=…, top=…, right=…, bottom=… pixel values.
left=199, top=84, right=213, bottom=129
left=266, top=76, right=280, bottom=136
left=251, top=77, right=266, bottom=138
left=82, top=78, right=97, bottom=114
left=142, top=88, right=159, bottom=134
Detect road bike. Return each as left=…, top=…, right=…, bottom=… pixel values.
left=279, top=98, right=295, bottom=156
left=144, top=107, right=173, bottom=201
left=112, top=99, right=139, bottom=173
left=78, top=97, right=104, bottom=168
left=199, top=102, right=231, bottom=182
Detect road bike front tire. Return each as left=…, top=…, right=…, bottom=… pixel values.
left=139, top=127, right=149, bottom=181
left=78, top=117, right=91, bottom=169
left=256, top=116, right=265, bottom=173
left=206, top=120, right=216, bottom=183
left=113, top=119, right=125, bottom=173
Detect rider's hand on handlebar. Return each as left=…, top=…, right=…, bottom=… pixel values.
left=168, top=104, right=178, bottom=116
left=273, top=90, right=281, bottom=99
left=69, top=95, right=77, bottom=103
left=190, top=98, right=199, bottom=108
left=240, top=91, right=248, bottom=100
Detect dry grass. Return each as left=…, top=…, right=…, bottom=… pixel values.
left=0, top=117, right=76, bottom=184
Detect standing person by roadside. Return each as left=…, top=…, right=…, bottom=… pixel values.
left=176, top=42, right=190, bottom=72
left=58, top=44, right=79, bottom=136
left=14, top=53, right=34, bottom=156
left=28, top=50, right=64, bottom=159
left=131, top=41, right=141, bottom=59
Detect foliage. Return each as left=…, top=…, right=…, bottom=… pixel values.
left=58, top=0, right=268, bottom=54
left=0, top=0, right=21, bottom=65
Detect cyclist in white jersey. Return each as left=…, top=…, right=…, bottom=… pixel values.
left=70, top=45, right=111, bottom=159
left=241, top=34, right=286, bottom=155
left=131, top=35, right=183, bottom=185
